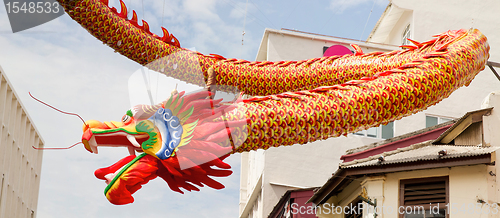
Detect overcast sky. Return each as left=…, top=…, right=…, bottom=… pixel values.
left=0, top=0, right=387, bottom=217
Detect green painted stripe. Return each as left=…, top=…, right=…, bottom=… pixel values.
left=92, top=128, right=140, bottom=135
left=104, top=153, right=148, bottom=196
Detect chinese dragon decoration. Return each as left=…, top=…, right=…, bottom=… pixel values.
left=55, top=0, right=490, bottom=205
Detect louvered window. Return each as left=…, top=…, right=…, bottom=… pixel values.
left=344, top=198, right=363, bottom=218
left=399, top=177, right=448, bottom=218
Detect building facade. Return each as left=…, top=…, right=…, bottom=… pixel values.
left=239, top=0, right=500, bottom=217
left=239, top=28, right=400, bottom=218
left=269, top=188, right=318, bottom=218
left=310, top=93, right=500, bottom=218
left=0, top=66, right=44, bottom=218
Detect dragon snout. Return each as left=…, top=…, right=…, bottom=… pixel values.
left=83, top=120, right=107, bottom=131
left=81, top=120, right=105, bottom=153
left=83, top=120, right=124, bottom=131
left=81, top=120, right=124, bottom=154
left=81, top=119, right=140, bottom=154
left=82, top=129, right=95, bottom=153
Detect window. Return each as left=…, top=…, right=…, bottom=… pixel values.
left=402, top=24, right=411, bottom=46
left=281, top=199, right=292, bottom=218
left=354, top=122, right=394, bottom=139
left=345, top=198, right=363, bottom=218
left=399, top=177, right=449, bottom=218
left=426, top=116, right=453, bottom=128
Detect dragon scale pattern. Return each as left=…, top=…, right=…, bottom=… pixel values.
left=57, top=0, right=468, bottom=96
left=58, top=0, right=490, bottom=151
left=56, top=0, right=492, bottom=205
left=228, top=29, right=489, bottom=152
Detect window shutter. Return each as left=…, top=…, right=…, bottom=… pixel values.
left=403, top=179, right=446, bottom=205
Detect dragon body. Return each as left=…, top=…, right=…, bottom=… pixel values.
left=57, top=0, right=490, bottom=205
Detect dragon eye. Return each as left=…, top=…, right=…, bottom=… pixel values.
left=122, top=115, right=132, bottom=124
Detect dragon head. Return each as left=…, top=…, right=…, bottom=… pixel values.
left=81, top=90, right=248, bottom=205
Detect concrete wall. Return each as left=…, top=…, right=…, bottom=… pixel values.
left=0, top=67, right=44, bottom=218
left=382, top=9, right=413, bottom=46
left=385, top=166, right=493, bottom=218
left=480, top=90, right=500, bottom=211
left=481, top=91, right=500, bottom=148
left=319, top=165, right=494, bottom=218
left=264, top=31, right=396, bottom=62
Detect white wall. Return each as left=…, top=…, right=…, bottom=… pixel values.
left=318, top=165, right=495, bottom=218
left=0, top=68, right=44, bottom=218
left=483, top=90, right=500, bottom=148
left=383, top=166, right=491, bottom=218
left=266, top=31, right=395, bottom=61
left=384, top=9, right=413, bottom=46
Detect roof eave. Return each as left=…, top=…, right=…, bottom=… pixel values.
left=309, top=153, right=494, bottom=205
left=433, top=107, right=493, bottom=144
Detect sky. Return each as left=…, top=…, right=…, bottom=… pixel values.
left=0, top=0, right=388, bottom=217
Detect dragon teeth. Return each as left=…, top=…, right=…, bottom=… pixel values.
left=87, top=136, right=98, bottom=154
left=104, top=173, right=114, bottom=184
left=126, top=135, right=141, bottom=148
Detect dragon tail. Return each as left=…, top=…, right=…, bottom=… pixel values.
left=59, top=0, right=219, bottom=86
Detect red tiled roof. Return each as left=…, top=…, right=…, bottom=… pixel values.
left=340, top=124, right=453, bottom=162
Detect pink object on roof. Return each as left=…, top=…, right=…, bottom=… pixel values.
left=323, top=45, right=352, bottom=57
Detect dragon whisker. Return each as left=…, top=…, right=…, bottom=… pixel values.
left=32, top=142, right=82, bottom=150
left=29, top=92, right=88, bottom=128
left=29, top=92, right=89, bottom=151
